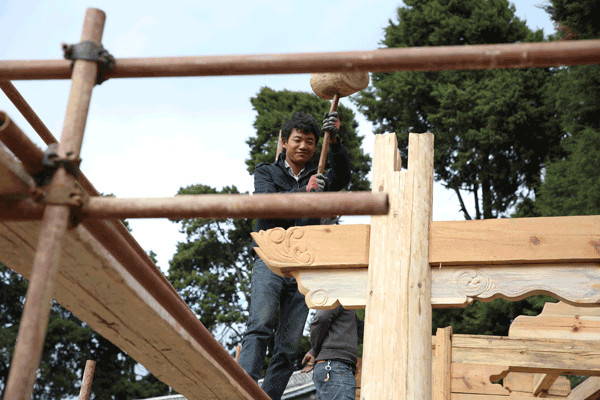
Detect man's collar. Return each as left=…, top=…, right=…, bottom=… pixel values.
left=284, top=159, right=304, bottom=179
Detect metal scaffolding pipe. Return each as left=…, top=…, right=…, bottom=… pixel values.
left=81, top=192, right=389, bottom=219
left=1, top=40, right=599, bottom=80
left=0, top=81, right=57, bottom=145
left=3, top=8, right=106, bottom=400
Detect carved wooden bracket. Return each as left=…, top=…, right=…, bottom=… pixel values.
left=289, top=263, right=600, bottom=309
left=252, top=220, right=600, bottom=309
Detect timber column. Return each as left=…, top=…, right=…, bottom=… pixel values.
left=361, top=132, right=434, bottom=399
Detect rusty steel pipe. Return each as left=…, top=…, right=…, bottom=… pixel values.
left=1, top=40, right=600, bottom=81
left=0, top=81, right=57, bottom=145
left=81, top=192, right=388, bottom=219
left=3, top=8, right=106, bottom=400
left=0, top=111, right=47, bottom=175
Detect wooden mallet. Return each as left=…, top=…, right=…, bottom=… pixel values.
left=310, top=71, right=370, bottom=173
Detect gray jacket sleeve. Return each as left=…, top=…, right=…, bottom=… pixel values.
left=308, top=306, right=342, bottom=357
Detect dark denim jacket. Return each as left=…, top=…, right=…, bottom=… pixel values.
left=253, top=142, right=352, bottom=234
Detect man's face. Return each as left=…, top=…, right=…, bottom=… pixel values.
left=283, top=129, right=317, bottom=166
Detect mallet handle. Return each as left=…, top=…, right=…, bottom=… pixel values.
left=317, top=92, right=340, bottom=174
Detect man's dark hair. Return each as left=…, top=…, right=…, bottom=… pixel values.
left=281, top=111, right=320, bottom=141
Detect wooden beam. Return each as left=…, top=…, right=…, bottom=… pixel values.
left=452, top=335, right=600, bottom=376
left=362, top=132, right=434, bottom=400
left=254, top=215, right=600, bottom=274
left=290, top=263, right=600, bottom=309
left=451, top=395, right=549, bottom=400
left=450, top=364, right=509, bottom=396
left=361, top=132, right=405, bottom=399
left=509, top=302, right=600, bottom=341
left=433, top=327, right=453, bottom=400
left=533, top=373, right=560, bottom=396
left=252, top=225, right=370, bottom=276
left=431, top=216, right=600, bottom=265
left=568, top=377, right=600, bottom=400
left=504, top=372, right=570, bottom=397
left=0, top=141, right=34, bottom=199
left=0, top=219, right=269, bottom=399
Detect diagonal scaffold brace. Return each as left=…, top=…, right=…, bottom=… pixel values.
left=2, top=8, right=108, bottom=400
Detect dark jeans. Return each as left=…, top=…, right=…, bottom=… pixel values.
left=238, top=259, right=309, bottom=400
left=313, top=360, right=356, bottom=400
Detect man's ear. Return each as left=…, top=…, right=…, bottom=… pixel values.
left=281, top=138, right=288, bottom=149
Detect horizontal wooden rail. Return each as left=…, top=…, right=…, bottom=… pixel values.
left=451, top=335, right=600, bottom=376
left=1, top=40, right=599, bottom=80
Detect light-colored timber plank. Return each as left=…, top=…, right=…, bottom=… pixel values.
left=0, top=220, right=266, bottom=400
left=433, top=327, right=453, bottom=400
left=291, top=263, right=600, bottom=309
left=450, top=364, right=509, bottom=396
left=510, top=302, right=600, bottom=340
left=0, top=141, right=34, bottom=198
left=251, top=224, right=369, bottom=276
left=362, top=132, right=435, bottom=400
left=253, top=215, right=600, bottom=275
left=432, top=263, right=600, bottom=307
left=541, top=301, right=600, bottom=317
left=361, top=132, right=406, bottom=400
left=431, top=215, right=600, bottom=265
left=534, top=373, right=561, bottom=396
left=568, top=377, right=600, bottom=400
left=504, top=372, right=570, bottom=397
left=452, top=335, right=600, bottom=376
left=451, top=394, right=564, bottom=400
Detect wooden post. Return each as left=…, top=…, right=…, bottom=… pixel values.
left=78, top=360, right=96, bottom=400
left=361, top=132, right=434, bottom=399
left=2, top=8, right=106, bottom=400
left=433, top=327, right=453, bottom=400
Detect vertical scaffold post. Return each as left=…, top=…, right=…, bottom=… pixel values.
left=3, top=8, right=106, bottom=400
left=361, top=132, right=434, bottom=399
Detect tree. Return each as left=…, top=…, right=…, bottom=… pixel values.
left=354, top=0, right=562, bottom=219
left=519, top=0, right=600, bottom=217
left=168, top=184, right=254, bottom=348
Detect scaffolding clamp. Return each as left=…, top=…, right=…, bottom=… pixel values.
left=62, top=40, right=115, bottom=84
left=31, top=144, right=88, bottom=211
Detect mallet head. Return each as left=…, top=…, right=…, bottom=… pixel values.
left=310, top=71, right=370, bottom=100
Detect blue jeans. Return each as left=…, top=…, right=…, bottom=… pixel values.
left=313, top=360, right=356, bottom=400
left=238, top=259, right=309, bottom=400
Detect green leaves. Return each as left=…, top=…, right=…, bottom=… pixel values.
left=168, top=184, right=253, bottom=348
left=355, top=0, right=560, bottom=219
left=0, top=264, right=171, bottom=399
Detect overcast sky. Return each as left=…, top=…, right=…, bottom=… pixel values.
left=1, top=1, right=555, bottom=271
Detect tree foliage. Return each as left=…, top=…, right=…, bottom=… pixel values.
left=0, top=263, right=170, bottom=399
left=168, top=184, right=254, bottom=348
left=355, top=0, right=562, bottom=219
left=518, top=0, right=600, bottom=217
